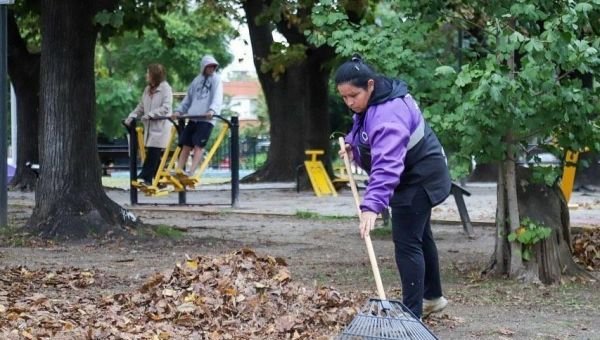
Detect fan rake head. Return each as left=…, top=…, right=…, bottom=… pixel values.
left=338, top=299, right=438, bottom=340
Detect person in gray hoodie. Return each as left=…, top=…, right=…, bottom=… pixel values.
left=172, top=55, right=223, bottom=176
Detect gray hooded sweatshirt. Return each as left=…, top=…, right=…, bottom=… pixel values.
left=175, top=55, right=223, bottom=124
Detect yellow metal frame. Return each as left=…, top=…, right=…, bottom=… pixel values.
left=195, top=123, right=229, bottom=183
left=560, top=150, right=579, bottom=202
left=131, top=125, right=180, bottom=197
left=174, top=123, right=230, bottom=188
left=135, top=127, right=145, bottom=163
left=304, top=150, right=337, bottom=197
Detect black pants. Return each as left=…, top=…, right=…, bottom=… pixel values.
left=138, top=147, right=163, bottom=183
left=390, top=187, right=443, bottom=318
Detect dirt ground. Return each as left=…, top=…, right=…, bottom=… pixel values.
left=2, top=197, right=599, bottom=340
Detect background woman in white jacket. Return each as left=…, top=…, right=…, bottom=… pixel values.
left=124, top=63, right=173, bottom=185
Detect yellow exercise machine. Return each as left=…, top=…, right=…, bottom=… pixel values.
left=131, top=119, right=229, bottom=197
left=304, top=150, right=337, bottom=197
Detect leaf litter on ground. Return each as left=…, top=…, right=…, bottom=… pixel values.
left=572, top=230, right=599, bottom=271
left=0, top=248, right=364, bottom=339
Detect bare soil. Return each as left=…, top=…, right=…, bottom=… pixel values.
left=1, top=201, right=599, bottom=339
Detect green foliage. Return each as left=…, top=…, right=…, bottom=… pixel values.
left=307, top=0, right=600, bottom=181
left=531, top=166, right=562, bottom=186
left=97, top=9, right=234, bottom=90
left=11, top=3, right=41, bottom=52
left=95, top=78, right=139, bottom=140
left=260, top=43, right=307, bottom=80
left=507, top=218, right=552, bottom=261
left=94, top=0, right=188, bottom=43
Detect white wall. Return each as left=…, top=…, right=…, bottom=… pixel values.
left=230, top=96, right=257, bottom=120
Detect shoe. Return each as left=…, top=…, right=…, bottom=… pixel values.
left=136, top=179, right=151, bottom=187
left=169, top=169, right=185, bottom=177
left=423, top=296, right=448, bottom=318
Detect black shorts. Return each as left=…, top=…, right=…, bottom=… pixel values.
left=179, top=121, right=213, bottom=148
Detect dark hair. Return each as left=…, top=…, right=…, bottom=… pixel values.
left=147, top=63, right=166, bottom=88
left=334, top=54, right=377, bottom=89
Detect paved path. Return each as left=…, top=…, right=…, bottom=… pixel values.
left=117, top=182, right=599, bottom=228
left=9, top=182, right=599, bottom=228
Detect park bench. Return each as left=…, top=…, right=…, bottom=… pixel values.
left=98, top=143, right=130, bottom=175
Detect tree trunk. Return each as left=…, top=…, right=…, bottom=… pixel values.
left=305, top=48, right=335, bottom=173
left=242, top=1, right=335, bottom=182
left=28, top=0, right=136, bottom=239
left=487, top=165, right=592, bottom=283
left=504, top=143, right=523, bottom=277
left=487, top=161, right=507, bottom=274
left=6, top=10, right=40, bottom=191
left=487, top=148, right=523, bottom=278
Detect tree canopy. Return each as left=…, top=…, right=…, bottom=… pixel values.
left=308, top=0, right=600, bottom=178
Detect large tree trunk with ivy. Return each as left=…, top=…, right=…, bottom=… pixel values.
left=7, top=10, right=40, bottom=191
left=487, top=165, right=592, bottom=283
left=241, top=1, right=337, bottom=182
left=27, top=0, right=136, bottom=239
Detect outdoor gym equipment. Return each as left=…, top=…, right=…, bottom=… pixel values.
left=560, top=150, right=579, bottom=202
left=124, top=114, right=239, bottom=207
left=301, top=150, right=337, bottom=197
left=337, top=137, right=437, bottom=340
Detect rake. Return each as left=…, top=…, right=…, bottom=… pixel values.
left=337, top=137, right=438, bottom=340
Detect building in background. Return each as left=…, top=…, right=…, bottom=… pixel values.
left=223, top=79, right=262, bottom=129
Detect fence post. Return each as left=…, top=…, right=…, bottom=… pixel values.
left=127, top=120, right=138, bottom=205
left=230, top=116, right=239, bottom=207
left=176, top=118, right=186, bottom=205
left=0, top=5, right=8, bottom=227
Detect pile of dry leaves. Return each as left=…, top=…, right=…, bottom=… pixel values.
left=0, top=248, right=363, bottom=339
left=572, top=230, right=600, bottom=271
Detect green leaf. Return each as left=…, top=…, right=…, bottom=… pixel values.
left=522, top=248, right=532, bottom=261
left=489, top=85, right=502, bottom=102
left=435, top=66, right=456, bottom=76
left=455, top=72, right=473, bottom=87
left=509, top=31, right=526, bottom=44
left=575, top=3, right=593, bottom=12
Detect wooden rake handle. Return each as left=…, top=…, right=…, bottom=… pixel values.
left=338, top=137, right=387, bottom=301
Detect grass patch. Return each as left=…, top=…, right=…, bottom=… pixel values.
left=370, top=225, right=392, bottom=238
left=152, top=224, right=185, bottom=239
left=295, top=210, right=321, bottom=219
left=294, top=210, right=354, bottom=220
left=0, top=224, right=30, bottom=246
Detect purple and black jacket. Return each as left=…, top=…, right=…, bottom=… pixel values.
left=344, top=78, right=451, bottom=214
